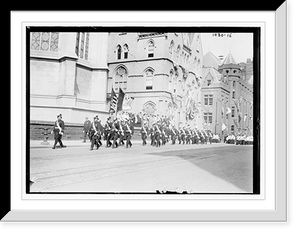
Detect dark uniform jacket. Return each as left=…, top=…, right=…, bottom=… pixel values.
left=83, top=120, right=92, bottom=132
left=141, top=125, right=148, bottom=135
left=53, top=119, right=65, bottom=134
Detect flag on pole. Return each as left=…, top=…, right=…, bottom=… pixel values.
left=244, top=114, right=247, bottom=122
left=109, top=88, right=118, bottom=114
left=122, top=93, right=134, bottom=110
left=221, top=123, right=227, bottom=131
left=117, top=88, right=125, bottom=112
left=238, top=112, right=242, bottom=123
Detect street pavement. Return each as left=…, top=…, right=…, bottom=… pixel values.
left=29, top=140, right=253, bottom=194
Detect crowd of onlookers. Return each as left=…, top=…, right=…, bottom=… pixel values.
left=224, top=134, right=254, bottom=145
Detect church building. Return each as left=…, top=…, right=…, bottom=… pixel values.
left=107, top=32, right=204, bottom=128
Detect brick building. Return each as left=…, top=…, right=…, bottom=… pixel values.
left=201, top=51, right=253, bottom=137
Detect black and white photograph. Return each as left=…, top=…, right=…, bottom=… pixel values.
left=27, top=28, right=259, bottom=194
left=3, top=1, right=290, bottom=225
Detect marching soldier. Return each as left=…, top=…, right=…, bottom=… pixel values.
left=154, top=123, right=161, bottom=147
left=51, top=114, right=66, bottom=149
left=124, top=120, right=134, bottom=148
left=140, top=122, right=148, bottom=146
left=118, top=120, right=125, bottom=146
left=194, top=128, right=200, bottom=144
left=89, top=115, right=101, bottom=150
left=186, top=126, right=192, bottom=144
left=96, top=118, right=103, bottom=147
left=161, top=126, right=167, bottom=146
left=170, top=125, right=177, bottom=145
left=150, top=127, right=156, bottom=146
left=111, top=119, right=119, bottom=149
left=204, top=131, right=208, bottom=144
left=104, top=117, right=112, bottom=148
left=82, top=116, right=91, bottom=143
left=180, top=126, right=186, bottom=145
left=209, top=132, right=213, bottom=144
left=200, top=130, right=205, bottom=144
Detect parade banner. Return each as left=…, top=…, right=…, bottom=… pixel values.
left=122, top=93, right=134, bottom=110
left=109, top=88, right=118, bottom=114
left=116, top=88, right=125, bottom=112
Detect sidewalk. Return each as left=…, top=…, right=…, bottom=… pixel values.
left=30, top=139, right=144, bottom=148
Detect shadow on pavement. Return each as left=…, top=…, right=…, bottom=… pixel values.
left=149, top=145, right=253, bottom=193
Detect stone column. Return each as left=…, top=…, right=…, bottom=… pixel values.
left=56, top=33, right=78, bottom=107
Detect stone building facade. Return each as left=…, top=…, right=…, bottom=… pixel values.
left=30, top=32, right=109, bottom=139
left=107, top=32, right=204, bottom=128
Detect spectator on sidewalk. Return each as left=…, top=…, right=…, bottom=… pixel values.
left=83, top=116, right=91, bottom=143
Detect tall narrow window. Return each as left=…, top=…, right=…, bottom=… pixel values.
left=145, top=69, right=154, bottom=90
left=148, top=40, right=155, bottom=58
left=209, top=95, right=213, bottom=105
left=116, top=45, right=122, bottom=60
left=204, top=94, right=213, bottom=105
left=169, top=70, right=173, bottom=91
left=114, top=66, right=128, bottom=92
left=174, top=72, right=178, bottom=93
left=123, top=44, right=129, bottom=59
left=84, top=33, right=89, bottom=60
left=204, top=112, right=213, bottom=123
left=204, top=95, right=208, bottom=105
left=75, top=33, right=80, bottom=55
left=79, top=33, right=85, bottom=58
left=75, top=32, right=90, bottom=60
left=176, top=45, right=180, bottom=62
left=169, top=41, right=174, bottom=60
left=232, top=106, right=235, bottom=117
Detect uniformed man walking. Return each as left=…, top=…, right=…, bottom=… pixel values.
left=111, top=119, right=119, bottom=149
left=104, top=117, right=112, bottom=148
left=51, top=114, right=66, bottom=149
left=89, top=115, right=101, bottom=150
left=140, top=122, right=148, bottom=146
left=125, top=120, right=134, bottom=148
left=118, top=120, right=125, bottom=146
left=83, top=116, right=91, bottom=143
left=154, top=123, right=161, bottom=147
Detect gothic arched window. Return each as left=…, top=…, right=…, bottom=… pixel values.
left=169, top=40, right=174, bottom=60
left=145, top=68, right=154, bottom=90
left=176, top=45, right=181, bottom=62
left=75, top=32, right=90, bottom=60
left=169, top=70, right=173, bottom=91
left=123, top=44, right=129, bottom=59
left=114, top=66, right=128, bottom=92
left=147, top=40, right=155, bottom=58
left=116, top=45, right=122, bottom=60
